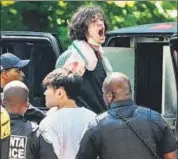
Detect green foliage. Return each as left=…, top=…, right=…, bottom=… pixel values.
left=1, top=1, right=177, bottom=49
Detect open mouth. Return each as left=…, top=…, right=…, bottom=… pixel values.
left=98, top=28, right=105, bottom=38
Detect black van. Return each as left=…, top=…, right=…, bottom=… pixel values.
left=0, top=31, right=63, bottom=111
left=0, top=22, right=177, bottom=133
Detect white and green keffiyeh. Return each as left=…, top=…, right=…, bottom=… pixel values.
left=55, top=40, right=113, bottom=75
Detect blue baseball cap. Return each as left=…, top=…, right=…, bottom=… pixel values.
left=0, top=53, right=30, bottom=71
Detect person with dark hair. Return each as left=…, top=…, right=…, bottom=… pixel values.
left=55, top=5, right=113, bottom=114
left=3, top=80, right=57, bottom=159
left=39, top=68, right=96, bottom=159
left=76, top=72, right=177, bottom=159
left=0, top=53, right=45, bottom=124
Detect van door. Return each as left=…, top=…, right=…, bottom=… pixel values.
left=169, top=34, right=178, bottom=141
left=103, top=47, right=135, bottom=97
left=162, top=46, right=177, bottom=131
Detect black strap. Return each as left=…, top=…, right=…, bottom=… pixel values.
left=114, top=111, right=162, bottom=159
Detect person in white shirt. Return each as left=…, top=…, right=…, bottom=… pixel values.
left=39, top=68, right=96, bottom=159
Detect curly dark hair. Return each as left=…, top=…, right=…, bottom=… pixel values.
left=68, top=5, right=109, bottom=41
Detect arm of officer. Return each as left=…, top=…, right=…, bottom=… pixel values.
left=76, top=120, right=99, bottom=159
left=27, top=128, right=58, bottom=159
left=150, top=111, right=177, bottom=159
left=38, top=132, right=58, bottom=159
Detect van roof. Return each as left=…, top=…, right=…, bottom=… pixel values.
left=108, top=22, right=177, bottom=36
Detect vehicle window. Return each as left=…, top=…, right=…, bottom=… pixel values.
left=105, top=37, right=130, bottom=47
left=0, top=40, right=56, bottom=108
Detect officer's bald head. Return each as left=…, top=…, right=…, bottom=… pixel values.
left=102, top=72, right=132, bottom=105
left=3, top=80, right=29, bottom=103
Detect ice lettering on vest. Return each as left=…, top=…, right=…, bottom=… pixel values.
left=9, top=135, right=27, bottom=159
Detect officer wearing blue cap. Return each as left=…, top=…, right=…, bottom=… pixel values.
left=1, top=53, right=30, bottom=87
left=0, top=53, right=45, bottom=124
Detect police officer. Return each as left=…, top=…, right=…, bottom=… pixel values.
left=76, top=72, right=177, bottom=159
left=0, top=53, right=45, bottom=124
left=26, top=128, right=58, bottom=159
left=1, top=106, right=11, bottom=159
left=3, top=81, right=57, bottom=159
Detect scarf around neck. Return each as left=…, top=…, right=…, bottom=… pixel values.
left=55, top=40, right=113, bottom=76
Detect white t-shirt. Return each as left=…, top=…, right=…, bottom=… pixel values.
left=39, top=107, right=96, bottom=159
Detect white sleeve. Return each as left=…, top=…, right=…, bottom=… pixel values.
left=39, top=117, right=63, bottom=159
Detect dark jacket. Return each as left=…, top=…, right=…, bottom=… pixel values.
left=26, top=128, right=58, bottom=159
left=1, top=136, right=10, bottom=159
left=9, top=113, right=57, bottom=159
left=9, top=113, right=38, bottom=159
left=24, top=104, right=46, bottom=124
left=76, top=99, right=177, bottom=159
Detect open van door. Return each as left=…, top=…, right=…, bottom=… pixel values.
left=169, top=34, right=178, bottom=141
left=162, top=45, right=177, bottom=131
left=103, top=47, right=135, bottom=96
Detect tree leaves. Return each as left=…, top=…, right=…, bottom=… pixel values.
left=1, top=1, right=177, bottom=49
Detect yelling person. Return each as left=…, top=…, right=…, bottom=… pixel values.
left=55, top=5, right=113, bottom=114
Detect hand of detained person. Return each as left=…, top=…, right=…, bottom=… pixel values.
left=64, top=62, right=85, bottom=76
